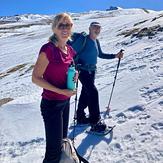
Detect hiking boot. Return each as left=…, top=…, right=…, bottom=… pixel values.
left=90, top=120, right=107, bottom=132
left=77, top=117, right=90, bottom=125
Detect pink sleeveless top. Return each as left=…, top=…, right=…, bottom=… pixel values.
left=39, top=42, right=76, bottom=100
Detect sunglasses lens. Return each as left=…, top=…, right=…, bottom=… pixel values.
left=58, top=23, right=72, bottom=30
left=92, top=25, right=101, bottom=29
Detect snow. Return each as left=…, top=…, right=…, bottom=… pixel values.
left=0, top=8, right=163, bottom=163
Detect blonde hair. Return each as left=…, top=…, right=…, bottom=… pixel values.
left=52, top=13, right=73, bottom=30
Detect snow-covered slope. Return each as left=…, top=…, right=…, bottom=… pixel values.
left=0, top=8, right=163, bottom=163
left=0, top=14, right=54, bottom=23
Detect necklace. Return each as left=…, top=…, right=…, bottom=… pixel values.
left=59, top=46, right=68, bottom=55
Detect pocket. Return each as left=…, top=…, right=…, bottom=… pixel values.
left=40, top=98, right=53, bottom=109
left=40, top=99, right=54, bottom=119
left=40, top=99, right=69, bottom=122
left=40, top=98, right=69, bottom=112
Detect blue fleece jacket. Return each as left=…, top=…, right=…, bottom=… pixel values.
left=68, top=32, right=116, bottom=68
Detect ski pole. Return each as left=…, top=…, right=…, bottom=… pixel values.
left=104, top=49, right=124, bottom=118
left=72, top=70, right=79, bottom=145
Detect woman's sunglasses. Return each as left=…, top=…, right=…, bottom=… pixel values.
left=57, top=23, right=73, bottom=30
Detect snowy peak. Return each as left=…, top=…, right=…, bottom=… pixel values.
left=0, top=8, right=158, bottom=24
left=0, top=14, right=54, bottom=24
left=106, top=6, right=123, bottom=11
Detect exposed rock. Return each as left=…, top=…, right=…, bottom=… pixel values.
left=0, top=98, right=14, bottom=106
left=118, top=25, right=163, bottom=39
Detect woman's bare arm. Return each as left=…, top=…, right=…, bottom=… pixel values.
left=32, top=52, right=76, bottom=97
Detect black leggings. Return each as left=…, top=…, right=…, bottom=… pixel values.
left=40, top=98, right=70, bottom=163
left=77, top=70, right=100, bottom=124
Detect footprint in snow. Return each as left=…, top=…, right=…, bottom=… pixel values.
left=0, top=138, right=45, bottom=159
left=126, top=105, right=145, bottom=119
left=140, top=86, right=163, bottom=102
left=157, top=73, right=163, bottom=78
left=115, top=105, right=145, bottom=123
left=127, top=105, right=144, bottom=113
left=139, top=86, right=150, bottom=92
left=151, top=122, right=163, bottom=130
left=138, top=113, right=151, bottom=120
left=123, top=134, right=135, bottom=142
left=140, top=132, right=151, bottom=136
left=158, top=101, right=163, bottom=106
left=110, top=143, right=123, bottom=152
left=139, top=132, right=152, bottom=143
left=150, top=65, right=160, bottom=72
left=115, top=112, right=127, bottom=124
left=129, top=64, right=146, bottom=72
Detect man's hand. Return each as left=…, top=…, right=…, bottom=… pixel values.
left=116, top=50, right=124, bottom=59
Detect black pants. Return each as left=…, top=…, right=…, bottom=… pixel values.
left=40, top=98, right=70, bottom=163
left=77, top=70, right=100, bottom=124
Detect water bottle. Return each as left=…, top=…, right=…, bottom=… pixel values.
left=67, top=62, right=76, bottom=90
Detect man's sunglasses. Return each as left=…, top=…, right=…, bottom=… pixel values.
left=91, top=25, right=101, bottom=29
left=57, top=23, right=73, bottom=30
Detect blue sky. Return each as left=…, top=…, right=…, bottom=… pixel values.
left=1, top=0, right=163, bottom=16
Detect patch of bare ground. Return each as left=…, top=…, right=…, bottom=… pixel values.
left=19, top=64, right=34, bottom=76
left=0, top=63, right=27, bottom=79
left=117, top=25, right=163, bottom=39
left=0, top=98, right=14, bottom=106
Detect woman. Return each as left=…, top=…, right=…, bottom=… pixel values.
left=32, top=13, right=76, bottom=163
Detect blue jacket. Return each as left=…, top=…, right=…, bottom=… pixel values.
left=68, top=32, right=116, bottom=71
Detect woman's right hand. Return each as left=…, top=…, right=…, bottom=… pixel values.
left=73, top=71, right=79, bottom=83
left=60, top=89, right=76, bottom=97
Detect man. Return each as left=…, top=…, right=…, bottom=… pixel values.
left=68, top=22, right=123, bottom=133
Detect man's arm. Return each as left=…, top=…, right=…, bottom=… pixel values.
left=97, top=39, right=116, bottom=59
